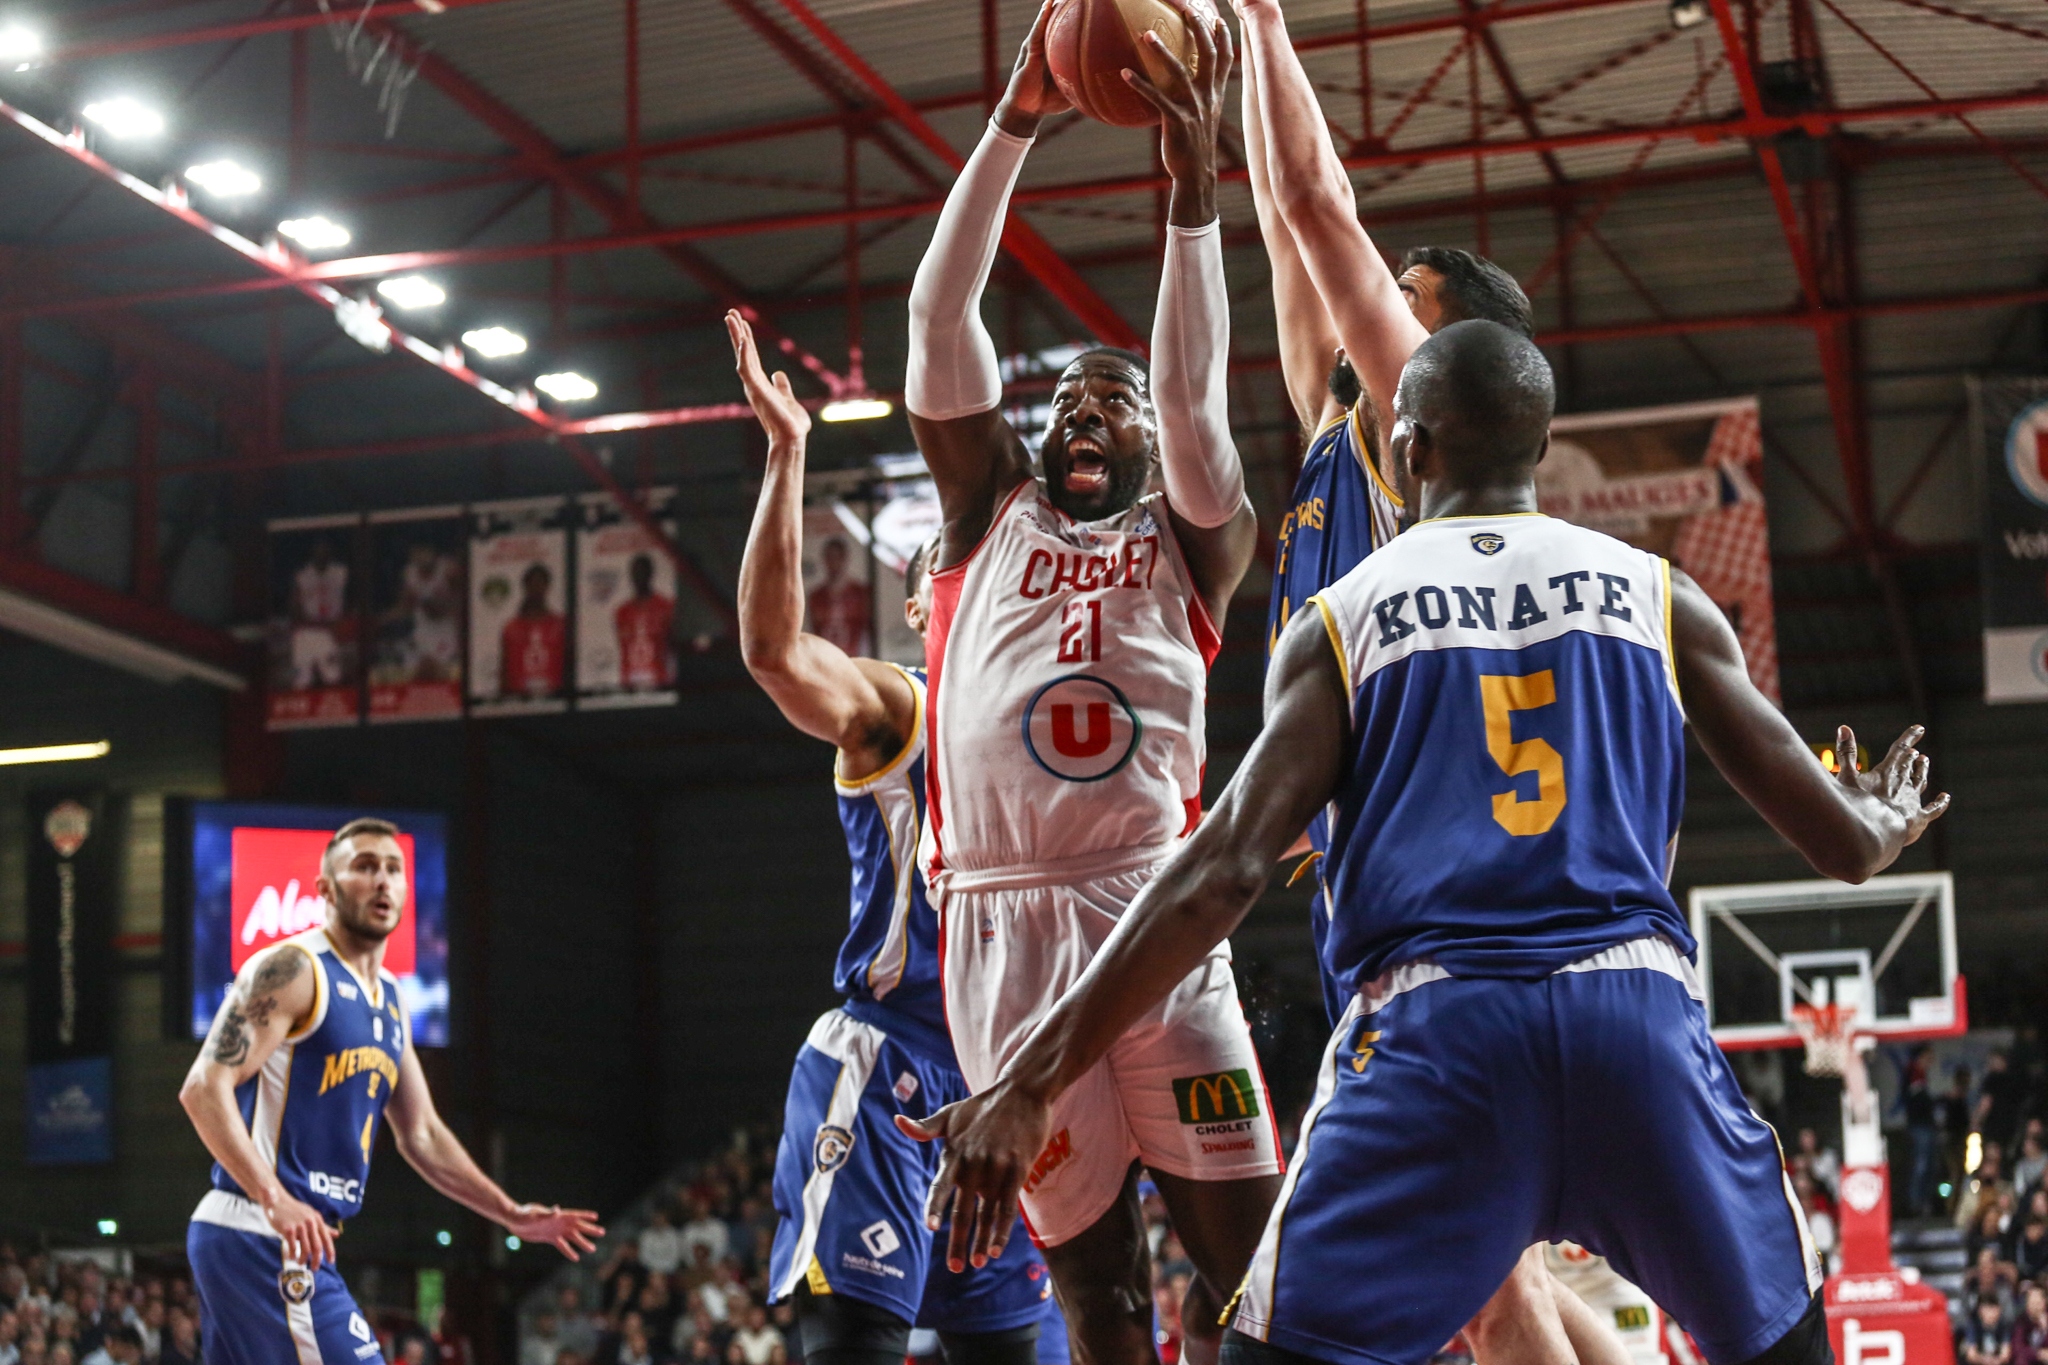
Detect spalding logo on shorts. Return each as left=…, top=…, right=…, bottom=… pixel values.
left=1022, top=675, right=1141, bottom=782
left=278, top=1267, right=316, bottom=1305
left=814, top=1124, right=855, bottom=1173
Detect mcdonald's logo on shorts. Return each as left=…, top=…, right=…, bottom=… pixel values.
left=1173, top=1069, right=1260, bottom=1125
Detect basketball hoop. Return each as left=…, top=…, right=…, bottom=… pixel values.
left=1791, top=1002, right=1857, bottom=1077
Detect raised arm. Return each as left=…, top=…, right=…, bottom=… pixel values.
left=1239, top=3, right=1343, bottom=434
left=1127, top=10, right=1259, bottom=621
left=385, top=1038, right=603, bottom=1260
left=1671, top=567, right=1948, bottom=882
left=900, top=606, right=1351, bottom=1269
left=179, top=944, right=331, bottom=1268
left=1239, top=0, right=1426, bottom=436
left=905, top=4, right=1068, bottom=558
left=730, top=312, right=916, bottom=777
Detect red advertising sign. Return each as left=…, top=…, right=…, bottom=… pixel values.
left=227, top=827, right=415, bottom=975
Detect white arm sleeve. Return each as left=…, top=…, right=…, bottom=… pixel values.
left=1152, top=219, right=1247, bottom=529
left=905, top=121, right=1033, bottom=422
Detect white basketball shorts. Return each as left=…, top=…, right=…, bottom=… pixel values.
left=937, top=845, right=1284, bottom=1247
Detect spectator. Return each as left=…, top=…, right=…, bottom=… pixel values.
left=2016, top=1216, right=2048, bottom=1283
left=559, top=1286, right=602, bottom=1360
left=2017, top=1130, right=2048, bottom=1201
left=1964, top=1247, right=2018, bottom=1320
left=695, top=1264, right=739, bottom=1326
left=1, top=1309, right=20, bottom=1365
left=730, top=1306, right=780, bottom=1365
left=1948, top=1069, right=1981, bottom=1202
left=679, top=1246, right=716, bottom=1299
left=2014, top=1286, right=2048, bottom=1365
left=636, top=1280, right=679, bottom=1348
left=1152, top=1280, right=1184, bottom=1365
left=1982, top=1052, right=2025, bottom=1150
left=1971, top=1202, right=2011, bottom=1268
left=1794, top=1127, right=1841, bottom=1200
left=618, top=1320, right=667, bottom=1365
left=558, top=1354, right=589, bottom=1365
left=79, top=1326, right=140, bottom=1365
left=598, top=1310, right=647, bottom=1365
left=1906, top=1047, right=1941, bottom=1215
left=157, top=1310, right=200, bottom=1365
left=526, top=1311, right=567, bottom=1365
left=1962, top=1143, right=2016, bottom=1231
left=129, top=1301, right=160, bottom=1364
left=642, top=1209, right=687, bottom=1280
left=602, top=1244, right=651, bottom=1319
left=1793, top=1172, right=1837, bottom=1261
left=1965, top=1298, right=2015, bottom=1365
left=679, top=1200, right=730, bottom=1268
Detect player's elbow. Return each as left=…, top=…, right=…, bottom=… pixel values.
left=178, top=1071, right=215, bottom=1120
left=738, top=632, right=794, bottom=682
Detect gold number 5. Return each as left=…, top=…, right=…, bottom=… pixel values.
left=1479, top=670, right=1567, bottom=835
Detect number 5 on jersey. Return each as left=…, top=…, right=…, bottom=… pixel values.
left=1480, top=670, right=1566, bottom=836
left=1058, top=599, right=1103, bottom=663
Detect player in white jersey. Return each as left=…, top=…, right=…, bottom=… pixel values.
left=896, top=10, right=1278, bottom=1365
left=915, top=320, right=1946, bottom=1365
left=1543, top=1245, right=1689, bottom=1365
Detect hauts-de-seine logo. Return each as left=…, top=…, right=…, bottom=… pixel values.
left=1470, top=532, right=1506, bottom=556
left=1022, top=675, right=1141, bottom=782
left=814, top=1124, right=855, bottom=1173
left=2008, top=400, right=2048, bottom=510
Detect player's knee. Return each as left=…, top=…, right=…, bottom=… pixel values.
left=793, top=1284, right=912, bottom=1365
left=1734, top=1295, right=1835, bottom=1365
left=937, top=1323, right=1040, bottom=1365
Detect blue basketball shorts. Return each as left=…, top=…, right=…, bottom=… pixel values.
left=189, top=1196, right=380, bottom=1365
left=1230, top=938, right=1823, bottom=1365
left=769, top=1001, right=1051, bottom=1333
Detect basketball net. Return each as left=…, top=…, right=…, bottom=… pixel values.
left=1791, top=1001, right=1857, bottom=1078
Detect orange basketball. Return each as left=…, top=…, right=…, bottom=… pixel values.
left=1045, top=0, right=1217, bottom=129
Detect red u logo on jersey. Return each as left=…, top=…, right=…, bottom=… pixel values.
left=1052, top=702, right=1112, bottom=758
left=1024, top=676, right=1141, bottom=782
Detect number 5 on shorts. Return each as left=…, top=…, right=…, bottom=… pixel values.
left=1479, top=670, right=1566, bottom=836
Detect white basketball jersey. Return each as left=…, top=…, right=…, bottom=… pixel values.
left=925, top=479, right=1220, bottom=879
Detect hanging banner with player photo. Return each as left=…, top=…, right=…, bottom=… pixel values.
left=265, top=514, right=364, bottom=729
left=1973, top=376, right=2048, bottom=703
left=576, top=490, right=679, bottom=709
left=869, top=474, right=943, bottom=668
left=368, top=507, right=466, bottom=723
left=468, top=497, right=572, bottom=716
left=26, top=790, right=118, bottom=1164
left=803, top=502, right=874, bottom=660
left=1543, top=396, right=1779, bottom=702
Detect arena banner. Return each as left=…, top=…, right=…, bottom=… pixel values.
left=1543, top=397, right=1778, bottom=702
left=25, top=790, right=117, bottom=1164
left=1971, top=376, right=2048, bottom=703
left=368, top=507, right=467, bottom=723
left=575, top=490, right=678, bottom=709
left=803, top=502, right=874, bottom=660
left=468, top=497, right=572, bottom=716
left=265, top=514, right=364, bottom=729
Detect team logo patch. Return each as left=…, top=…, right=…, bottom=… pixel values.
left=860, top=1220, right=901, bottom=1259
left=1021, top=674, right=1141, bottom=782
left=1469, top=531, right=1506, bottom=556
left=814, top=1124, right=855, bottom=1173
left=278, top=1267, right=315, bottom=1305
left=892, top=1071, right=918, bottom=1103
left=1173, top=1069, right=1260, bottom=1124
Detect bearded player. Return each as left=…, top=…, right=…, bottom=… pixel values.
left=180, top=819, right=600, bottom=1365
left=730, top=313, right=1059, bottom=1365
left=895, top=10, right=1277, bottom=1365
left=918, top=320, right=1949, bottom=1365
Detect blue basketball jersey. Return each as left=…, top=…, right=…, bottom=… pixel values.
left=1309, top=514, right=1691, bottom=994
left=210, top=930, right=406, bottom=1225
left=1265, top=405, right=1403, bottom=657
left=834, top=666, right=946, bottom=1037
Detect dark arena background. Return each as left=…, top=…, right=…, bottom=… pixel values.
left=0, top=0, right=2046, bottom=1362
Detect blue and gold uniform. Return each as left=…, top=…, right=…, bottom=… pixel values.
left=1234, top=516, right=1822, bottom=1365
left=769, top=667, right=1051, bottom=1335
left=188, top=929, right=406, bottom=1365
left=1265, top=405, right=1403, bottom=1025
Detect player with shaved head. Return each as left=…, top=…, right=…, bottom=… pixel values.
left=918, top=320, right=1948, bottom=1365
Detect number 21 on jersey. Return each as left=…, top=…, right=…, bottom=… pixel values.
left=1058, top=599, right=1103, bottom=663
left=1481, top=669, right=1567, bottom=836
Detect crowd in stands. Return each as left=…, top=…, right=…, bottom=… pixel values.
left=0, top=1249, right=202, bottom=1365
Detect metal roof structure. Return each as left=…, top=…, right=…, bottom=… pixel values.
left=0, top=0, right=2042, bottom=713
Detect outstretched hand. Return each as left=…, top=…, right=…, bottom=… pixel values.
left=896, top=1080, right=1056, bottom=1272
left=1123, top=2, right=1233, bottom=226
left=1834, top=724, right=1950, bottom=846
left=727, top=309, right=811, bottom=449
left=504, top=1202, right=606, bottom=1261
left=995, top=1, right=1073, bottom=137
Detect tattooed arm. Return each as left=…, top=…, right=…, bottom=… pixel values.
left=177, top=943, right=336, bottom=1267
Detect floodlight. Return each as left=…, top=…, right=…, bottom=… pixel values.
left=0, top=740, right=110, bottom=766
left=821, top=397, right=894, bottom=423
left=277, top=216, right=351, bottom=251
left=97, top=1219, right=118, bottom=1237
left=377, top=275, right=446, bottom=310
left=185, top=160, right=261, bottom=199
left=534, top=372, right=598, bottom=402
left=82, top=97, right=164, bottom=139
left=461, top=327, right=527, bottom=359
left=0, top=23, right=42, bottom=67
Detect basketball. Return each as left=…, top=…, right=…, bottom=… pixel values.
left=1045, top=0, right=1218, bottom=128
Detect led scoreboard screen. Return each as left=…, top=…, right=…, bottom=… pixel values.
left=181, top=801, right=450, bottom=1046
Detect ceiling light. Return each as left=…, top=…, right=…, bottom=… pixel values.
left=534, top=371, right=598, bottom=402
left=184, top=160, right=261, bottom=198
left=1669, top=0, right=1709, bottom=28
left=377, top=275, right=445, bottom=310
left=82, top=98, right=164, bottom=140
left=821, top=397, right=894, bottom=423
left=277, top=215, right=350, bottom=251
left=0, top=23, right=42, bottom=68
left=461, top=327, right=527, bottom=359
left=0, top=740, right=110, bottom=766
